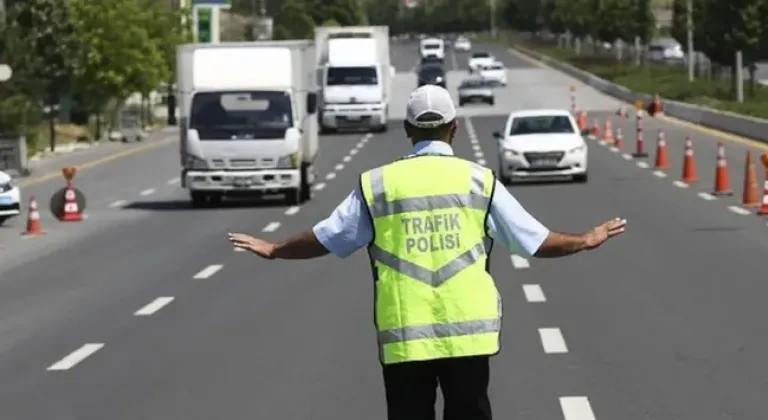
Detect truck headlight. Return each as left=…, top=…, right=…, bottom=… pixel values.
left=569, top=145, right=586, bottom=154
left=184, top=155, right=208, bottom=170
left=277, top=153, right=299, bottom=169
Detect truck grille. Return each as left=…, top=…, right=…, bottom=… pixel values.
left=207, top=158, right=275, bottom=170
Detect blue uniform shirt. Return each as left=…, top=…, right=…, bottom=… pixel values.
left=312, top=140, right=550, bottom=258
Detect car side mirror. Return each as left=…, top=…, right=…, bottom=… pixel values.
left=306, top=92, right=317, bottom=114
left=492, top=131, right=502, bottom=139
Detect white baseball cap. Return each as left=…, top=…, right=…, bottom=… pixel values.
left=406, top=84, right=457, bottom=128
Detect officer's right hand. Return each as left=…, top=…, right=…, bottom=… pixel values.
left=584, top=218, right=627, bottom=250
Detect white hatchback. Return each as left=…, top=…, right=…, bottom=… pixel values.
left=493, top=110, right=589, bottom=184
left=0, top=170, right=21, bottom=225
left=478, top=62, right=507, bottom=86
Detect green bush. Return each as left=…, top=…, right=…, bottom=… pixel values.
left=517, top=40, right=768, bottom=119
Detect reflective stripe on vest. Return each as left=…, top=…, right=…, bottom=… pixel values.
left=361, top=155, right=501, bottom=364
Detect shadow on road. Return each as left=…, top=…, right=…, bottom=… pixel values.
left=123, top=197, right=288, bottom=211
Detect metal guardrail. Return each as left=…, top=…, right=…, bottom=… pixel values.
left=513, top=44, right=768, bottom=144
left=0, top=135, right=29, bottom=176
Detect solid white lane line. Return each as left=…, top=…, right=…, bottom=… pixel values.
left=559, top=396, right=597, bottom=420
left=343, top=155, right=351, bottom=162
left=539, top=327, right=568, bottom=353
left=522, top=284, right=546, bottom=302
left=510, top=255, right=530, bottom=269
left=140, top=188, right=156, bottom=196
left=285, top=206, right=300, bottom=215
left=652, top=170, right=667, bottom=178
left=728, top=205, right=750, bottom=215
left=193, top=264, right=223, bottom=279
left=636, top=161, right=649, bottom=169
left=314, top=182, right=326, bottom=191
left=672, top=180, right=689, bottom=188
left=109, top=200, right=127, bottom=208
left=167, top=177, right=180, bottom=185
left=335, top=164, right=344, bottom=171
left=262, top=222, right=281, bottom=232
left=325, top=172, right=336, bottom=180
left=134, top=297, right=174, bottom=316
left=697, top=192, right=716, bottom=201
left=47, top=343, right=104, bottom=371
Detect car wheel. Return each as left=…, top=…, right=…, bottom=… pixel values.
left=488, top=99, right=495, bottom=106
left=573, top=173, right=588, bottom=183
left=0, top=215, right=9, bottom=226
left=458, top=100, right=465, bottom=107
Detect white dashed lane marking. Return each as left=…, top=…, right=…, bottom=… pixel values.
left=285, top=206, right=300, bottom=215
left=134, top=297, right=174, bottom=316
left=697, top=192, right=716, bottom=201
left=636, top=161, right=649, bottom=169
left=522, top=284, right=546, bottom=302
left=47, top=343, right=104, bottom=371
left=325, top=172, right=336, bottom=180
left=262, top=222, right=281, bottom=232
left=672, top=181, right=689, bottom=188
left=193, top=264, right=223, bottom=279
left=335, top=164, right=344, bottom=171
left=510, top=255, right=530, bottom=269
left=652, top=170, right=666, bottom=178
left=109, top=200, right=127, bottom=208
left=728, top=205, right=750, bottom=215
left=560, top=396, right=597, bottom=420
left=350, top=149, right=358, bottom=155
left=343, top=156, right=352, bottom=163
left=539, top=328, right=568, bottom=354
left=314, top=182, right=326, bottom=191
left=140, top=188, right=156, bottom=196
left=167, top=177, right=180, bottom=185
left=621, top=153, right=632, bottom=160
left=477, top=158, right=486, bottom=166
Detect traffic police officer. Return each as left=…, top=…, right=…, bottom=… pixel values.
left=229, top=85, right=627, bottom=420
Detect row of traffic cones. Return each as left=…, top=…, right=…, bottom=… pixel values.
left=22, top=181, right=83, bottom=236
left=592, top=118, right=768, bottom=212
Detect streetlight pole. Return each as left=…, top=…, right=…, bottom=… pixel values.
left=489, top=0, right=496, bottom=38
left=686, top=0, right=694, bottom=81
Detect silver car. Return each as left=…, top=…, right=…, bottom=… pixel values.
left=457, top=77, right=495, bottom=106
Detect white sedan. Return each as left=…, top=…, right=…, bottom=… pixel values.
left=468, top=52, right=495, bottom=73
left=454, top=37, right=472, bottom=51
left=478, top=62, right=507, bottom=86
left=493, top=110, right=589, bottom=184
left=0, top=170, right=21, bottom=225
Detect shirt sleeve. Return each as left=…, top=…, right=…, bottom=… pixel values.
left=312, top=188, right=373, bottom=258
left=486, top=179, right=550, bottom=256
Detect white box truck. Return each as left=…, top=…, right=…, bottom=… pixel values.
left=177, top=41, right=318, bottom=207
left=315, top=26, right=394, bottom=134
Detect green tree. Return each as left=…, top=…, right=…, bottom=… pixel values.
left=595, top=0, right=635, bottom=42
left=670, top=0, right=687, bottom=46
left=273, top=0, right=315, bottom=40
left=552, top=0, right=594, bottom=38
left=629, top=0, right=655, bottom=43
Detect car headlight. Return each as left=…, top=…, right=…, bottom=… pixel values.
left=184, top=155, right=208, bottom=170
left=569, top=145, right=586, bottom=154
left=0, top=179, right=13, bottom=192
left=277, top=153, right=300, bottom=169
left=502, top=149, right=520, bottom=159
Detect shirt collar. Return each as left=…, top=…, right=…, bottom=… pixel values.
left=410, top=140, right=454, bottom=156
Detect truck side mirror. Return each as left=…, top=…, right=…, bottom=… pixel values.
left=306, top=92, right=317, bottom=114
left=492, top=131, right=502, bottom=139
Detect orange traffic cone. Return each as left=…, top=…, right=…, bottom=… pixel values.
left=590, top=118, right=600, bottom=139
left=577, top=111, right=587, bottom=131
left=614, top=127, right=624, bottom=149
left=742, top=151, right=760, bottom=207
left=61, top=185, right=83, bottom=221
left=681, top=136, right=697, bottom=183
left=632, top=112, right=648, bottom=157
left=601, top=120, right=614, bottom=144
left=757, top=179, right=768, bottom=215
left=21, top=196, right=46, bottom=236
left=653, top=130, right=669, bottom=169
left=653, top=94, right=663, bottom=115
left=712, top=142, right=733, bottom=195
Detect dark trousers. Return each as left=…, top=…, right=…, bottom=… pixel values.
left=381, top=355, right=492, bottom=420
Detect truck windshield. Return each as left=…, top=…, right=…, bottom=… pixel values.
left=190, top=91, right=293, bottom=140
left=326, top=67, right=378, bottom=86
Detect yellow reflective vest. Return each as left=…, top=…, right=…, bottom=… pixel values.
left=360, top=154, right=501, bottom=365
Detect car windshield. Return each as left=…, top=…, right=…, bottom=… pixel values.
left=423, top=43, right=441, bottom=50
left=472, top=52, right=490, bottom=58
left=460, top=79, right=492, bottom=88
left=509, top=115, right=575, bottom=135
left=190, top=90, right=293, bottom=140
left=326, top=66, right=378, bottom=86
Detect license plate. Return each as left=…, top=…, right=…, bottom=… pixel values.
left=233, top=177, right=253, bottom=187
left=531, top=159, right=558, bottom=167
left=0, top=197, right=12, bottom=205
left=346, top=115, right=362, bottom=121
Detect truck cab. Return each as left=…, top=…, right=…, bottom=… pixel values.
left=178, top=43, right=318, bottom=207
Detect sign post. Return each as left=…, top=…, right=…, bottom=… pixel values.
left=192, top=0, right=231, bottom=44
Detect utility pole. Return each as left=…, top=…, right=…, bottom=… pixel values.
left=489, top=0, right=496, bottom=38
left=686, top=0, right=694, bottom=81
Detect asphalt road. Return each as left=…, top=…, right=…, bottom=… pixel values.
left=1, top=41, right=768, bottom=419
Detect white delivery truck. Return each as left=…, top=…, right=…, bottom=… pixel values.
left=177, top=41, right=318, bottom=207
left=314, top=26, right=394, bottom=134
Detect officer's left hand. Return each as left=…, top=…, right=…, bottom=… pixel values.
left=585, top=217, right=626, bottom=249
left=228, top=233, right=276, bottom=259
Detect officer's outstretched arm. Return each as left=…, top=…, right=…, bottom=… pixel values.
left=533, top=218, right=626, bottom=258
left=270, top=231, right=331, bottom=259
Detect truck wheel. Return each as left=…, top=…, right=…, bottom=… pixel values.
left=377, top=123, right=388, bottom=133
left=299, top=164, right=312, bottom=202
left=190, top=192, right=208, bottom=208
left=319, top=125, right=334, bottom=135
left=286, top=188, right=301, bottom=206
